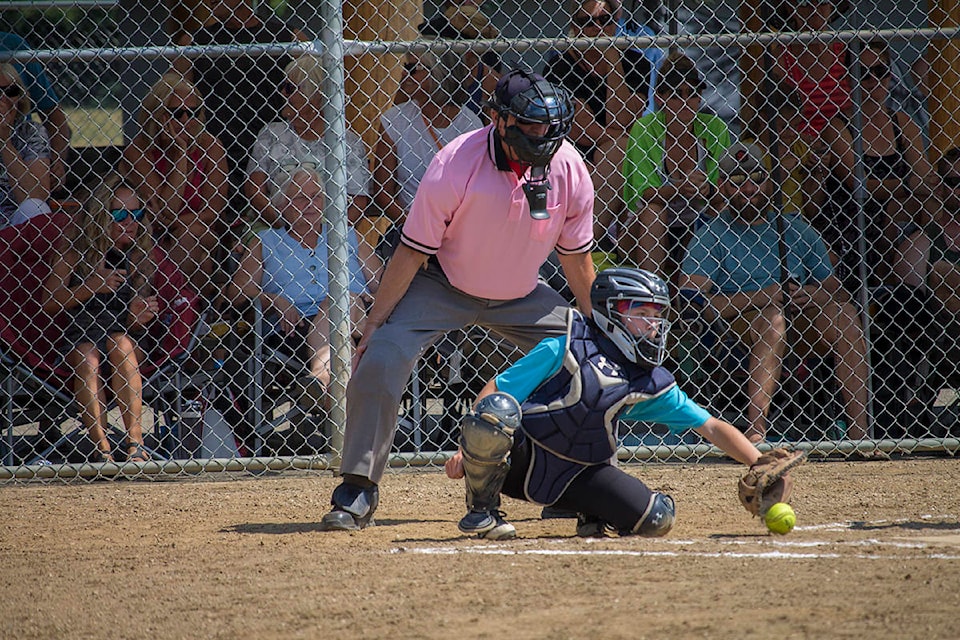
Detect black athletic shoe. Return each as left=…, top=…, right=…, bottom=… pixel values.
left=576, top=513, right=610, bottom=538
left=458, top=510, right=516, bottom=540
left=319, top=509, right=374, bottom=531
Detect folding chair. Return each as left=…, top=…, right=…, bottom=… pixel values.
left=0, top=213, right=206, bottom=466
left=242, top=298, right=333, bottom=457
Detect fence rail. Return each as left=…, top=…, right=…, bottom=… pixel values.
left=1, top=1, right=959, bottom=481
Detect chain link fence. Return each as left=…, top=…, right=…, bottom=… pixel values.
left=1, top=0, right=959, bottom=481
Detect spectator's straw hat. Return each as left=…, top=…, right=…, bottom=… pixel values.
left=446, top=5, right=499, bottom=39
left=420, top=4, right=499, bottom=40
left=718, top=142, right=766, bottom=179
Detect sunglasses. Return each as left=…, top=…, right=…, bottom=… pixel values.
left=0, top=83, right=23, bottom=99
left=403, top=61, right=427, bottom=74
left=943, top=175, right=960, bottom=189
left=110, top=208, right=145, bottom=223
left=170, top=106, right=203, bottom=120
left=571, top=13, right=616, bottom=29
left=727, top=170, right=768, bottom=186
left=861, top=64, right=890, bottom=82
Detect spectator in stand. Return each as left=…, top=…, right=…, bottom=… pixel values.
left=679, top=143, right=882, bottom=458
left=622, top=51, right=730, bottom=279
left=0, top=32, right=71, bottom=194
left=122, top=73, right=229, bottom=297
left=174, top=0, right=309, bottom=223
left=0, top=62, right=52, bottom=229
left=896, top=148, right=960, bottom=318
left=233, top=162, right=369, bottom=412
left=544, top=0, right=658, bottom=262
left=374, top=51, right=482, bottom=241
left=928, top=149, right=960, bottom=315
left=771, top=1, right=851, bottom=142
left=418, top=1, right=502, bottom=120
left=741, top=84, right=838, bottom=223
left=244, top=56, right=380, bottom=289
left=822, top=40, right=939, bottom=292
left=41, top=174, right=158, bottom=463
left=543, top=0, right=646, bottom=164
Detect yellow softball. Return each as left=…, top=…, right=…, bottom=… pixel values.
left=764, top=502, right=796, bottom=535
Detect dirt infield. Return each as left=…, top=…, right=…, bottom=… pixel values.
left=2, top=458, right=959, bottom=639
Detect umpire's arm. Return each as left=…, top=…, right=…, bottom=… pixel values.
left=558, top=251, right=596, bottom=315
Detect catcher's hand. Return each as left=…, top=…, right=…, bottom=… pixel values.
left=738, top=448, right=807, bottom=517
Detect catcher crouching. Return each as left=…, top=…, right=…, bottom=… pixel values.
left=445, top=268, right=806, bottom=538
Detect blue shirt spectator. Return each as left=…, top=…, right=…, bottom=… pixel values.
left=0, top=32, right=70, bottom=192
left=682, top=209, right=834, bottom=293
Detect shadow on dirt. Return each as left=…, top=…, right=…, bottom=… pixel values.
left=222, top=518, right=451, bottom=535
left=849, top=519, right=960, bottom=532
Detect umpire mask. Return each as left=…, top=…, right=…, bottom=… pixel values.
left=491, top=69, right=574, bottom=219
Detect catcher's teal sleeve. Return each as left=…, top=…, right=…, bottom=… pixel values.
left=494, top=336, right=565, bottom=404
left=619, top=386, right=711, bottom=432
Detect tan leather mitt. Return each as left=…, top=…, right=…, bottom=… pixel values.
left=738, top=448, right=807, bottom=517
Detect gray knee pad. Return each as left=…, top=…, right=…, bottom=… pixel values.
left=460, top=393, right=520, bottom=512
left=331, top=481, right=379, bottom=527
left=631, top=492, right=675, bottom=537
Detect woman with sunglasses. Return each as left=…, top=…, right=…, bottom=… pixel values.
left=543, top=0, right=648, bottom=164
left=821, top=41, right=939, bottom=291
left=0, top=62, right=53, bottom=230
left=42, top=174, right=159, bottom=463
left=123, top=72, right=228, bottom=297
left=623, top=51, right=730, bottom=281
left=245, top=57, right=380, bottom=290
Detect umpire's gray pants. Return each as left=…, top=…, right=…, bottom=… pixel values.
left=341, top=263, right=569, bottom=484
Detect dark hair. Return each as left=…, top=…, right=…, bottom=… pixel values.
left=656, top=51, right=705, bottom=95
left=937, top=147, right=960, bottom=176
left=570, top=0, right=621, bottom=15
left=844, top=39, right=891, bottom=70
left=768, top=1, right=851, bottom=31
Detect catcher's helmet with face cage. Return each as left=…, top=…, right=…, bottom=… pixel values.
left=591, top=268, right=672, bottom=367
left=491, top=68, right=574, bottom=166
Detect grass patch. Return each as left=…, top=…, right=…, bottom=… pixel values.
left=64, top=106, right=123, bottom=147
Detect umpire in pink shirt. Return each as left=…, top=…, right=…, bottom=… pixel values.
left=320, top=69, right=596, bottom=531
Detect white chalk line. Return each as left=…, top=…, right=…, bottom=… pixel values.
left=395, top=546, right=960, bottom=561
left=391, top=515, right=960, bottom=561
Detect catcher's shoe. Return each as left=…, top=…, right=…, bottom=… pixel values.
left=576, top=513, right=610, bottom=538
left=458, top=510, right=516, bottom=540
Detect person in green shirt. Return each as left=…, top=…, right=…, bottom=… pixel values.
left=622, top=51, right=730, bottom=282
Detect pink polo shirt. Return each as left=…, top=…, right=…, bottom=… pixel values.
left=401, top=125, right=594, bottom=300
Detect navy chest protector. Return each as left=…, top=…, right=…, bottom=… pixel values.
left=519, top=312, right=676, bottom=505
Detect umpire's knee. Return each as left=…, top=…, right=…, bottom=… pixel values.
left=630, top=492, right=676, bottom=537
left=347, top=339, right=413, bottom=405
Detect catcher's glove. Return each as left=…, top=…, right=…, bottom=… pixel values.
left=738, top=448, right=807, bottom=517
